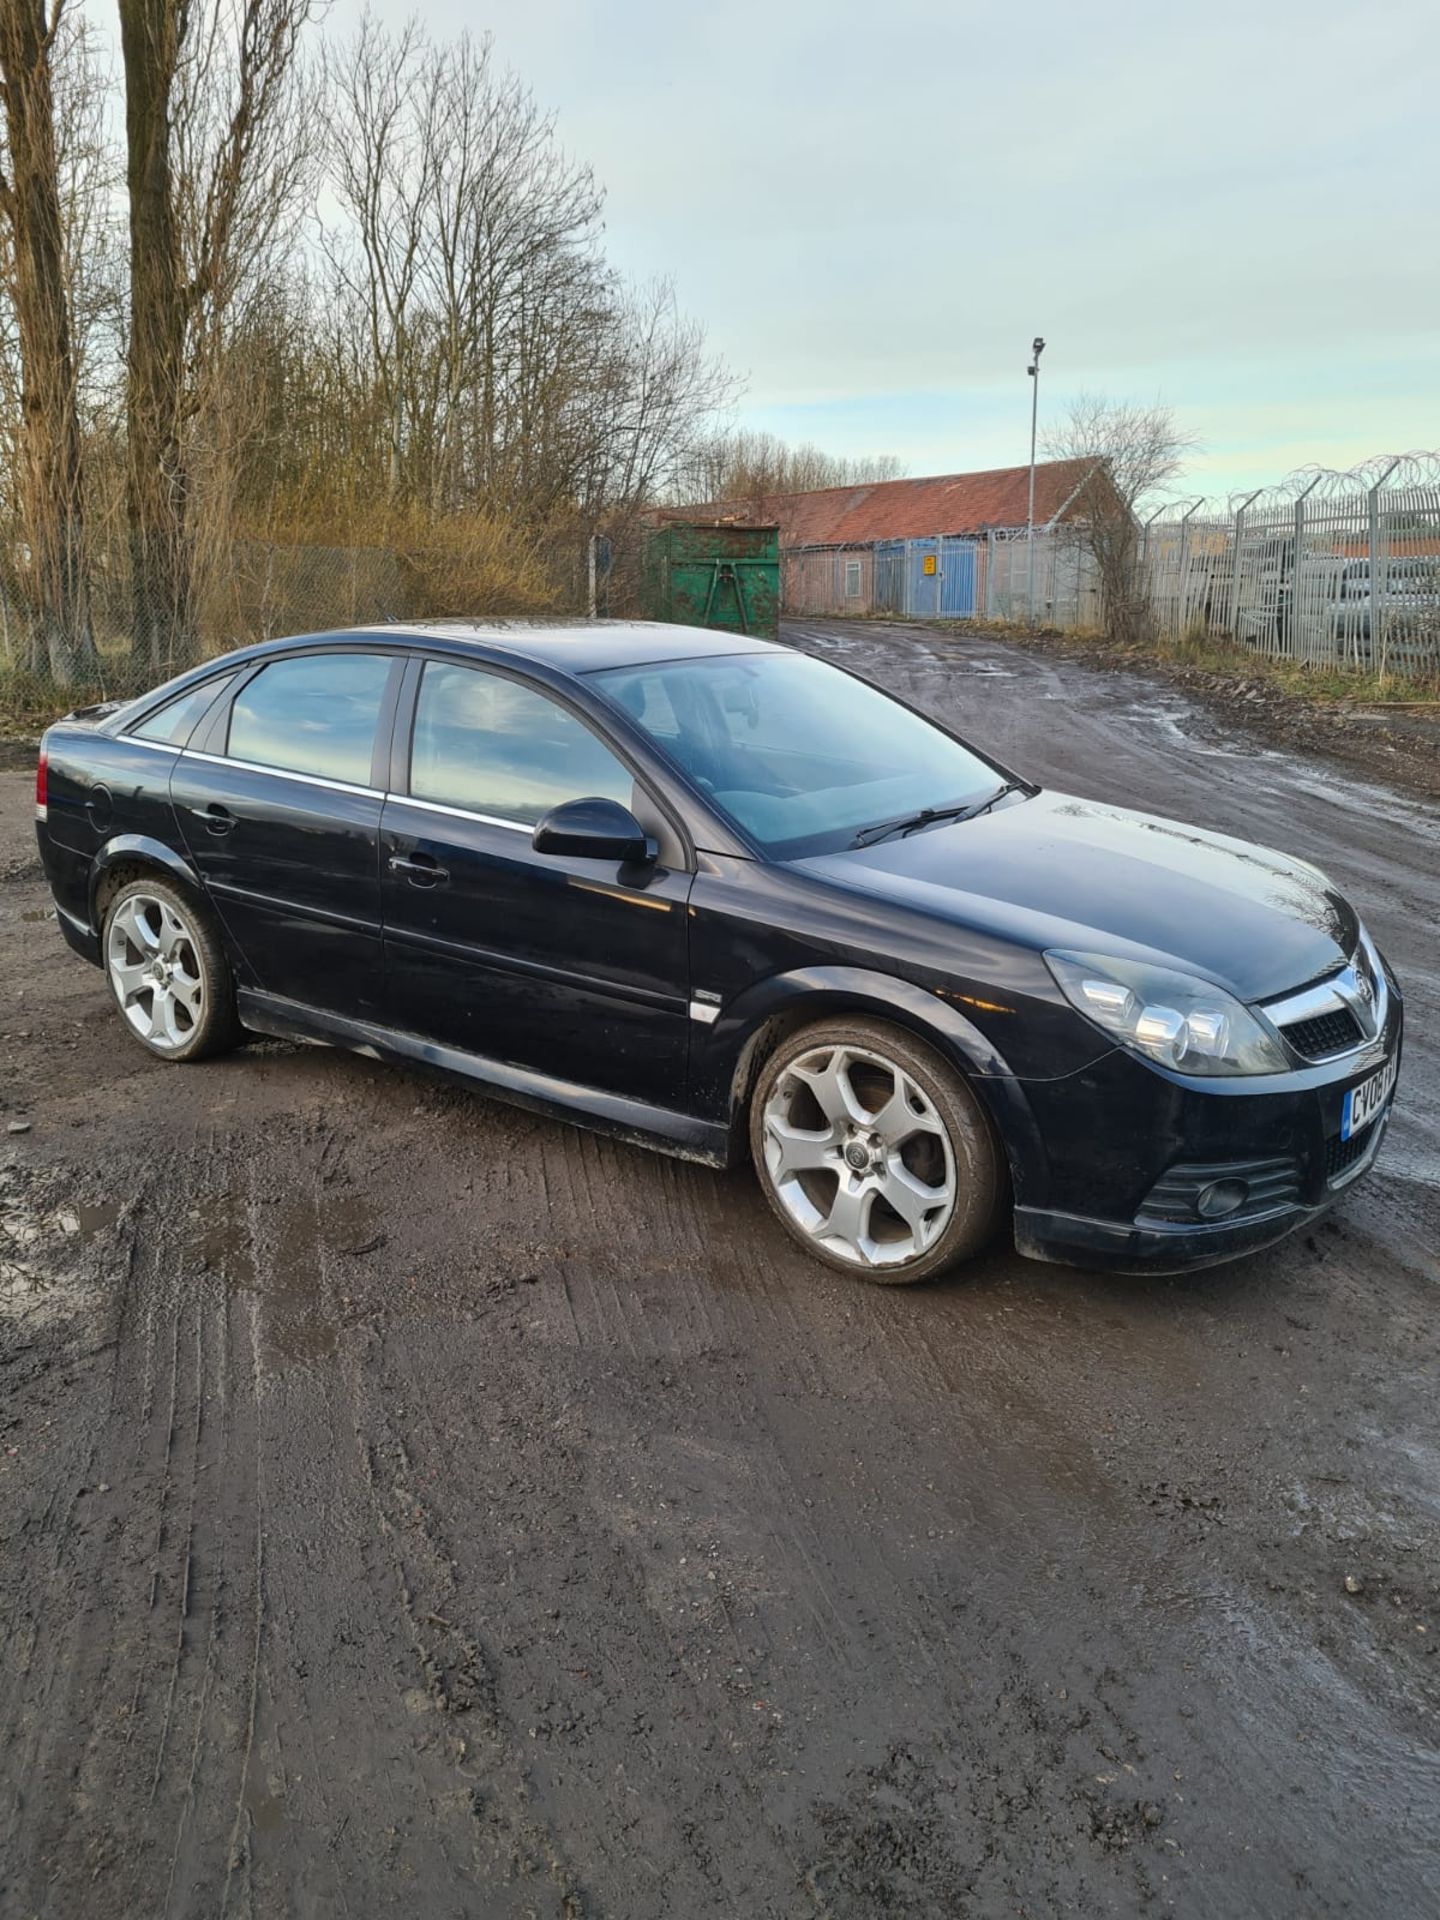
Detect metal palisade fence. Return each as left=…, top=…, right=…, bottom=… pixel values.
left=1143, top=452, right=1440, bottom=674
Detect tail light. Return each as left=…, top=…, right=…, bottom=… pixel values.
left=35, top=742, right=47, bottom=821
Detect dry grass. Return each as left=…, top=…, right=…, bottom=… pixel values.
left=952, top=617, right=1440, bottom=709
left=1149, top=630, right=1440, bottom=706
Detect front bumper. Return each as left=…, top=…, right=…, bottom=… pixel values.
left=1013, top=1102, right=1392, bottom=1274
left=1005, top=982, right=1402, bottom=1275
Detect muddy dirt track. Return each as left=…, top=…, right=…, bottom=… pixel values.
left=1, top=619, right=1437, bottom=1919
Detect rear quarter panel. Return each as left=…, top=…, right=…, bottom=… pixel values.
left=39, top=728, right=186, bottom=931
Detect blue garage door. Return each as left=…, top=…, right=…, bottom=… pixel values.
left=939, top=538, right=978, bottom=617
left=904, top=538, right=978, bottom=617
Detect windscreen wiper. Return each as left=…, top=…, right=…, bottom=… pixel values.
left=849, top=781, right=1027, bottom=850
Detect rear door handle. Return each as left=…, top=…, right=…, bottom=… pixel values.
left=191, top=802, right=236, bottom=836
left=388, top=851, right=449, bottom=887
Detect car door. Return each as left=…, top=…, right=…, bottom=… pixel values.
left=171, top=648, right=401, bottom=1015
left=379, top=655, right=693, bottom=1107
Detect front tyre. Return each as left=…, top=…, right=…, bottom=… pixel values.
left=749, top=1017, right=1003, bottom=1284
left=103, top=877, right=242, bottom=1063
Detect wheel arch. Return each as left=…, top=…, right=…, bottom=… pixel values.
left=702, top=967, right=1048, bottom=1201
left=90, top=835, right=207, bottom=935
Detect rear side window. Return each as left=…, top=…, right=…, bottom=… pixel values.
left=227, top=653, right=391, bottom=785
left=410, top=661, right=633, bottom=825
left=130, top=673, right=235, bottom=747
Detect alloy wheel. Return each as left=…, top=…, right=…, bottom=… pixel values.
left=760, top=1043, right=957, bottom=1269
left=106, top=892, right=206, bottom=1052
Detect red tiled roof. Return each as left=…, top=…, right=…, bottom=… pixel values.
left=676, top=459, right=1098, bottom=547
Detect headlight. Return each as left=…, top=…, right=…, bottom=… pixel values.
left=1045, top=949, right=1291, bottom=1077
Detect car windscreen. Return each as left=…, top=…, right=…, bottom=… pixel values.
left=589, top=651, right=1003, bottom=858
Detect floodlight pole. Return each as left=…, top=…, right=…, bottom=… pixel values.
left=1026, top=336, right=1046, bottom=623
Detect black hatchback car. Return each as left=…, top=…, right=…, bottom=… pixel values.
left=36, top=621, right=1401, bottom=1281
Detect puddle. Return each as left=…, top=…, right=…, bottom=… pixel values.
left=1123, top=700, right=1272, bottom=762
left=1282, top=769, right=1440, bottom=839
left=245, top=1783, right=288, bottom=1840
left=194, top=1186, right=380, bottom=1368
left=73, top=1200, right=121, bottom=1238
left=0, top=1189, right=110, bottom=1330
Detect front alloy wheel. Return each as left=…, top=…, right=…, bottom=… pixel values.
left=750, top=1018, right=1003, bottom=1283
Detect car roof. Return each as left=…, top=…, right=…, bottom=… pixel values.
left=314, top=619, right=783, bottom=675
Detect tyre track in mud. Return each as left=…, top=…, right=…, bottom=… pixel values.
left=1, top=617, right=1438, bottom=1918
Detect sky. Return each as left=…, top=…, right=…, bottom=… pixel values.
left=339, top=0, right=1438, bottom=503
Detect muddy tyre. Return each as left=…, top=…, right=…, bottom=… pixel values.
left=102, top=876, right=242, bottom=1063
left=749, top=1017, right=1004, bottom=1284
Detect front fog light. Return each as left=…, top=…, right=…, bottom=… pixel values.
left=1197, top=1178, right=1249, bottom=1219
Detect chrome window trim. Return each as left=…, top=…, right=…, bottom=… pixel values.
left=182, top=748, right=382, bottom=800
left=178, top=749, right=535, bottom=832
left=115, top=735, right=183, bottom=757
left=390, top=793, right=530, bottom=835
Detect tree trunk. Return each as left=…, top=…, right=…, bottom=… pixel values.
left=0, top=0, right=97, bottom=686
left=117, top=0, right=192, bottom=678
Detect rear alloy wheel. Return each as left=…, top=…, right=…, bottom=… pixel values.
left=750, top=1018, right=1003, bottom=1283
left=103, top=877, right=241, bottom=1062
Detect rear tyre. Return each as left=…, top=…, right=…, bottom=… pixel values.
left=102, top=876, right=242, bottom=1063
left=749, top=1017, right=1004, bottom=1284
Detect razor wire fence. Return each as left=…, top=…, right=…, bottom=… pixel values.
left=1141, top=453, right=1440, bottom=675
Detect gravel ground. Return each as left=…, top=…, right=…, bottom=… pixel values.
left=1, top=618, right=1436, bottom=1919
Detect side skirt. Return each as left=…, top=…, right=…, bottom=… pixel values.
left=237, top=988, right=732, bottom=1168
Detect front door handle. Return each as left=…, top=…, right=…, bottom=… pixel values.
left=191, top=802, right=236, bottom=836
left=388, top=851, right=449, bottom=887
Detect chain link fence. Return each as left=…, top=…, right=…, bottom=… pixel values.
left=0, top=538, right=435, bottom=712
left=0, top=523, right=602, bottom=723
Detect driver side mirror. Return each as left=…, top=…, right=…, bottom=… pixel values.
left=532, top=796, right=656, bottom=865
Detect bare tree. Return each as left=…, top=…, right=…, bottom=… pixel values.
left=680, top=428, right=904, bottom=506
left=0, top=0, right=96, bottom=681
left=320, top=18, right=732, bottom=547
left=0, top=3, right=745, bottom=682
left=1045, top=394, right=1195, bottom=645
left=322, top=19, right=614, bottom=518
left=118, top=0, right=315, bottom=675
left=585, top=278, right=736, bottom=511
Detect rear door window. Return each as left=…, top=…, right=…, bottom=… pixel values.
left=409, top=660, right=634, bottom=825
left=130, top=673, right=236, bottom=747
left=227, top=653, right=392, bottom=786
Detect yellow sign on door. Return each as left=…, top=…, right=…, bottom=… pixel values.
left=922, top=554, right=937, bottom=576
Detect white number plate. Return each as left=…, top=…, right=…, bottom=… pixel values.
left=1341, top=1055, right=1397, bottom=1141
